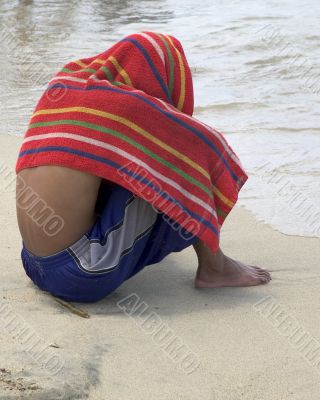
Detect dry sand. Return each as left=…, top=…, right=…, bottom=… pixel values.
left=1, top=134, right=320, bottom=400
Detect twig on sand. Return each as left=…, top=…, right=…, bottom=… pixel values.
left=53, top=297, right=90, bottom=319
left=49, top=343, right=61, bottom=348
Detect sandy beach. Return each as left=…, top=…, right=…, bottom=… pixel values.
left=1, top=134, right=319, bottom=400
left=1, top=1, right=320, bottom=398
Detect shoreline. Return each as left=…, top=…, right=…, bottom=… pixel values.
left=1, top=134, right=320, bottom=399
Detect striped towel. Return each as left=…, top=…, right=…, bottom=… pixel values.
left=16, top=32, right=248, bottom=253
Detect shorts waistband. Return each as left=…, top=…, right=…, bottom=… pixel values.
left=22, top=241, right=75, bottom=268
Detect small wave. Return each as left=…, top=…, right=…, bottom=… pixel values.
left=241, top=43, right=269, bottom=51
left=190, top=66, right=214, bottom=75
left=305, top=35, right=320, bottom=41
left=245, top=55, right=292, bottom=66
left=275, top=170, right=320, bottom=177
left=262, top=127, right=320, bottom=133
left=214, top=24, right=249, bottom=33
left=195, top=102, right=268, bottom=112
left=194, top=43, right=225, bottom=51
left=240, top=16, right=287, bottom=21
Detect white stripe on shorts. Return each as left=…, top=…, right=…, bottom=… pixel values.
left=69, top=195, right=158, bottom=273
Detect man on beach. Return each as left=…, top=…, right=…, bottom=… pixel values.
left=16, top=32, right=271, bottom=302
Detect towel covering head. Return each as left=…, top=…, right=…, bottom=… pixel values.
left=91, top=32, right=194, bottom=116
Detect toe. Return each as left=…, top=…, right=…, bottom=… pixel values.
left=253, top=266, right=272, bottom=280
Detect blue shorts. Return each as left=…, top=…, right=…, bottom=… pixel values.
left=21, top=185, right=197, bottom=302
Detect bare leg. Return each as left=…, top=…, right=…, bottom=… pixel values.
left=193, top=240, right=271, bottom=288
left=17, top=166, right=101, bottom=256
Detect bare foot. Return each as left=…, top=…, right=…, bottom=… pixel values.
left=193, top=243, right=271, bottom=289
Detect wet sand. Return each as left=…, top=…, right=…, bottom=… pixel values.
left=1, top=134, right=320, bottom=399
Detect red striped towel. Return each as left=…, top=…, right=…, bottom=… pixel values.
left=16, top=32, right=248, bottom=253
